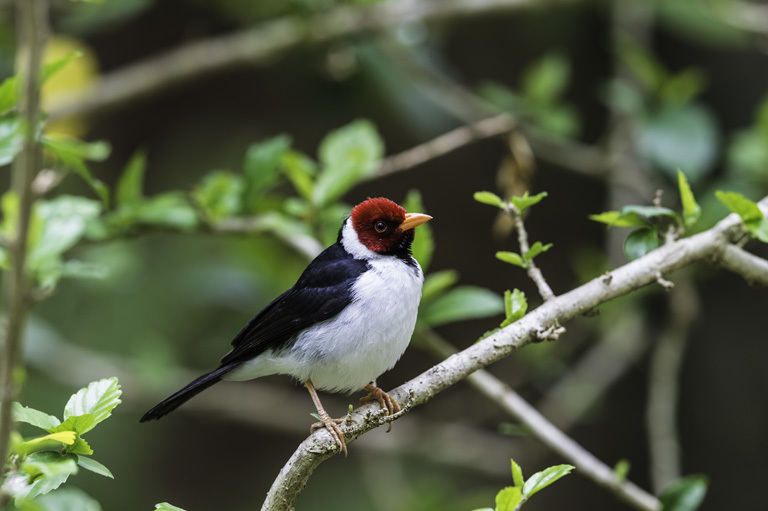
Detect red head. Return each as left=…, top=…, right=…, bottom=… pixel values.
left=350, top=197, right=431, bottom=254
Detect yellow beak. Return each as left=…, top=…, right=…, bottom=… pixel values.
left=399, top=212, right=432, bottom=231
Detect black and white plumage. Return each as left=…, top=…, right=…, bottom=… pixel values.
left=140, top=197, right=432, bottom=455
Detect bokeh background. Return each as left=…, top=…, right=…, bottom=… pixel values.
left=3, top=0, right=768, bottom=510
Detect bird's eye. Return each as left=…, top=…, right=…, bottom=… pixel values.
left=374, top=220, right=388, bottom=233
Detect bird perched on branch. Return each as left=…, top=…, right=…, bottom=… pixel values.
left=140, top=197, right=432, bottom=456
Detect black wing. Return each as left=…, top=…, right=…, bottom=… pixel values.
left=218, top=243, right=369, bottom=366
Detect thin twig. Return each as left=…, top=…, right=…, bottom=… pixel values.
left=48, top=0, right=566, bottom=121
left=0, top=0, right=47, bottom=492
left=374, top=113, right=516, bottom=178
left=505, top=203, right=556, bottom=301
left=262, top=201, right=762, bottom=510
left=423, top=330, right=660, bottom=511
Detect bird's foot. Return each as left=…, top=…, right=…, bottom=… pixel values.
left=310, top=412, right=348, bottom=457
left=360, top=384, right=400, bottom=432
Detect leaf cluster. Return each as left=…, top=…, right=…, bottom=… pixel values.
left=3, top=378, right=122, bottom=510
left=478, top=53, right=580, bottom=138
left=473, top=458, right=574, bottom=511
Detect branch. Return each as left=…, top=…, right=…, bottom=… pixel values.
left=49, top=0, right=570, bottom=121
left=505, top=203, right=556, bottom=301
left=374, top=113, right=516, bottom=178
left=645, top=272, right=698, bottom=493
left=423, top=331, right=660, bottom=511
left=717, top=244, right=768, bottom=286
left=0, top=0, right=47, bottom=483
left=262, top=202, right=762, bottom=510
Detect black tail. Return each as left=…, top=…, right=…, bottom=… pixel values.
left=140, top=363, right=239, bottom=422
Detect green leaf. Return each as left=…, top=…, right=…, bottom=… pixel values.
left=0, top=115, right=24, bottom=166
left=510, top=191, right=547, bottom=213
left=41, top=49, right=83, bottom=84
left=242, top=135, right=291, bottom=210
left=115, top=150, right=146, bottom=206
left=313, top=119, right=384, bottom=206
left=501, top=289, right=527, bottom=327
left=511, top=459, right=524, bottom=488
left=473, top=191, right=504, bottom=208
left=49, top=415, right=95, bottom=436
left=15, top=432, right=76, bottom=456
left=419, top=286, right=504, bottom=327
left=494, top=486, right=523, bottom=511
left=281, top=149, right=316, bottom=201
left=128, top=192, right=199, bottom=231
left=715, top=190, right=763, bottom=223
left=76, top=455, right=114, bottom=479
left=624, top=227, right=659, bottom=261
left=28, top=195, right=101, bottom=263
left=12, top=403, right=61, bottom=430
left=616, top=35, right=667, bottom=91
left=522, top=53, right=570, bottom=105
left=521, top=464, right=575, bottom=498
left=36, top=487, right=103, bottom=511
left=589, top=210, right=648, bottom=228
left=496, top=251, right=525, bottom=268
left=63, top=377, right=122, bottom=433
left=613, top=459, right=631, bottom=483
left=20, top=453, right=79, bottom=500
left=402, top=189, right=434, bottom=272
left=524, top=241, right=552, bottom=261
left=421, top=270, right=460, bottom=305
left=659, top=475, right=708, bottom=511
left=192, top=170, right=245, bottom=221
left=155, top=503, right=187, bottom=511
left=639, top=103, right=718, bottom=181
left=0, top=75, right=20, bottom=113
left=42, top=135, right=110, bottom=205
left=677, top=170, right=700, bottom=228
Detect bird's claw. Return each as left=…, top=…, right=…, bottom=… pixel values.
left=360, top=384, right=401, bottom=432
left=310, top=414, right=348, bottom=457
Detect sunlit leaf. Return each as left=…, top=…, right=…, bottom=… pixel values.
left=522, top=53, right=570, bottom=105
left=495, top=486, right=522, bottom=511
left=496, top=251, right=525, bottom=267
left=473, top=191, right=504, bottom=208
left=63, top=377, right=121, bottom=433
left=525, top=241, right=552, bottom=261
left=313, top=119, right=383, bottom=206
left=193, top=170, right=244, bottom=221
left=510, top=191, right=547, bottom=213
left=511, top=458, right=524, bottom=488
left=155, top=503, right=187, bottom=511
left=677, top=170, right=700, bottom=228
left=36, top=487, right=103, bottom=511
left=501, top=288, right=527, bottom=327
left=0, top=116, right=24, bottom=166
left=521, top=464, right=575, bottom=498
left=589, top=210, right=649, bottom=228
left=12, top=403, right=61, bottom=430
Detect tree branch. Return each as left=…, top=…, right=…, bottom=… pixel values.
left=716, top=244, right=768, bottom=286
left=262, top=201, right=763, bottom=510
left=423, top=330, right=660, bottom=511
left=0, top=0, right=47, bottom=485
left=49, top=0, right=574, bottom=121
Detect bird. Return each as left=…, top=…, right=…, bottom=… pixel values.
left=140, top=197, right=432, bottom=456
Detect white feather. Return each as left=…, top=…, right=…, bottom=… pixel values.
left=225, top=218, right=424, bottom=392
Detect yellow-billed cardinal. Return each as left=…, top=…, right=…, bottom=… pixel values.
left=140, top=197, right=432, bottom=455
